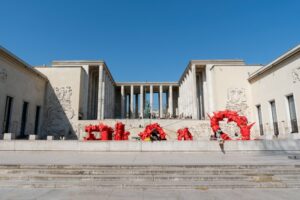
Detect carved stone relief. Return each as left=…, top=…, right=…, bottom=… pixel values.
left=54, top=86, right=75, bottom=119
left=43, top=86, right=75, bottom=138
left=0, top=68, right=8, bottom=83
left=226, top=88, right=248, bottom=115
left=219, top=121, right=240, bottom=138
left=189, top=123, right=211, bottom=140
left=292, top=66, right=300, bottom=83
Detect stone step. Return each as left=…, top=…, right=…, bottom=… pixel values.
left=0, top=164, right=299, bottom=170
left=2, top=173, right=300, bottom=182
left=0, top=167, right=300, bottom=175
left=0, top=179, right=299, bottom=189
left=2, top=164, right=300, bottom=189
left=1, top=164, right=299, bottom=169
left=2, top=169, right=300, bottom=176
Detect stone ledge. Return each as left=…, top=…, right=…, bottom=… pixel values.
left=29, top=135, right=38, bottom=140
left=3, top=133, right=15, bottom=140
left=0, top=140, right=300, bottom=152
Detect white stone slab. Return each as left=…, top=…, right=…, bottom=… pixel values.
left=3, top=133, right=15, bottom=140
left=0, top=140, right=15, bottom=150
left=109, top=141, right=141, bottom=151
left=47, top=136, right=54, bottom=140
left=78, top=141, right=109, bottom=151
left=29, top=135, right=38, bottom=140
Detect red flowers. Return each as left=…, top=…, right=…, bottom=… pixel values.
left=177, top=128, right=193, bottom=141
left=114, top=122, right=130, bottom=140
left=84, top=122, right=130, bottom=141
left=208, top=110, right=255, bottom=140
left=139, top=123, right=167, bottom=141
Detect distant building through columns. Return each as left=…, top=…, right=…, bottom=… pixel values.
left=150, top=85, right=153, bottom=118
left=130, top=85, right=134, bottom=118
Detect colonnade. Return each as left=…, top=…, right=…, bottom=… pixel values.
left=119, top=84, right=178, bottom=119
left=178, top=64, right=208, bottom=120
left=86, top=64, right=115, bottom=120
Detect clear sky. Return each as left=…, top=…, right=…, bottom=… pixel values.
left=1, top=0, right=300, bottom=82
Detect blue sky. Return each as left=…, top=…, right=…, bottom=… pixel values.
left=1, top=0, right=300, bottom=82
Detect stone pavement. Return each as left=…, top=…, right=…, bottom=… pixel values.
left=0, top=151, right=300, bottom=165
left=0, top=188, right=300, bottom=200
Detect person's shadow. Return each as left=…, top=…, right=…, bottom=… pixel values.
left=219, top=142, right=226, bottom=154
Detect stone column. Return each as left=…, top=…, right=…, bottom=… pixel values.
left=130, top=85, right=134, bottom=118
left=140, top=85, right=144, bottom=118
left=187, top=70, right=192, bottom=116
left=192, top=64, right=199, bottom=120
left=182, top=77, right=186, bottom=117
left=135, top=94, right=138, bottom=118
left=206, top=64, right=214, bottom=115
left=198, top=72, right=204, bottom=119
left=179, top=82, right=182, bottom=116
left=150, top=85, right=153, bottom=118
left=159, top=85, right=163, bottom=118
left=101, top=75, right=106, bottom=119
left=202, top=69, right=208, bottom=119
left=97, top=64, right=104, bottom=120
left=121, top=85, right=125, bottom=118
left=168, top=85, right=173, bottom=117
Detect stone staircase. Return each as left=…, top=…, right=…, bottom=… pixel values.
left=1, top=164, right=300, bottom=189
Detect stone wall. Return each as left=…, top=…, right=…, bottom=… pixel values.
left=102, top=68, right=115, bottom=119
left=249, top=51, right=300, bottom=138
left=75, top=119, right=213, bottom=140
left=211, top=65, right=261, bottom=119
left=35, top=67, right=83, bottom=139
left=0, top=51, right=47, bottom=137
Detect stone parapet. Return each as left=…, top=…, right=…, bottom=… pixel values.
left=0, top=140, right=300, bottom=152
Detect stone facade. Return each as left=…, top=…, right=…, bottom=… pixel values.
left=0, top=44, right=300, bottom=140
left=249, top=45, right=300, bottom=139
left=0, top=46, right=47, bottom=139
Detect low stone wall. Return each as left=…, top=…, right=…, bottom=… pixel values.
left=74, top=119, right=236, bottom=140
left=73, top=119, right=264, bottom=141
left=1, top=140, right=300, bottom=152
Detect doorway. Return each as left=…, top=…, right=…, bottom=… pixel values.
left=2, top=96, right=13, bottom=134
left=19, top=101, right=29, bottom=139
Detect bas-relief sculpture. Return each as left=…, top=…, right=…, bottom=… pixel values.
left=226, top=88, right=248, bottom=115
left=0, top=68, right=7, bottom=82
left=292, top=66, right=300, bottom=83
left=55, top=86, right=75, bottom=119
left=188, top=123, right=211, bottom=140
left=43, top=86, right=76, bottom=139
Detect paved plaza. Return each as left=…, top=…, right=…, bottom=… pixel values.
left=0, top=151, right=300, bottom=165
left=1, top=188, right=300, bottom=200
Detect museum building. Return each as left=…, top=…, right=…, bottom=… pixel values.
left=0, top=44, right=299, bottom=140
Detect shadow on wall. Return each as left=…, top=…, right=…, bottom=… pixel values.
left=40, top=83, right=77, bottom=140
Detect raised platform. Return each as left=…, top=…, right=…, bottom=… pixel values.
left=1, top=139, right=300, bottom=152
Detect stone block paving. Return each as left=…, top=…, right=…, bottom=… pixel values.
left=0, top=188, right=300, bottom=200
left=0, top=151, right=300, bottom=165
